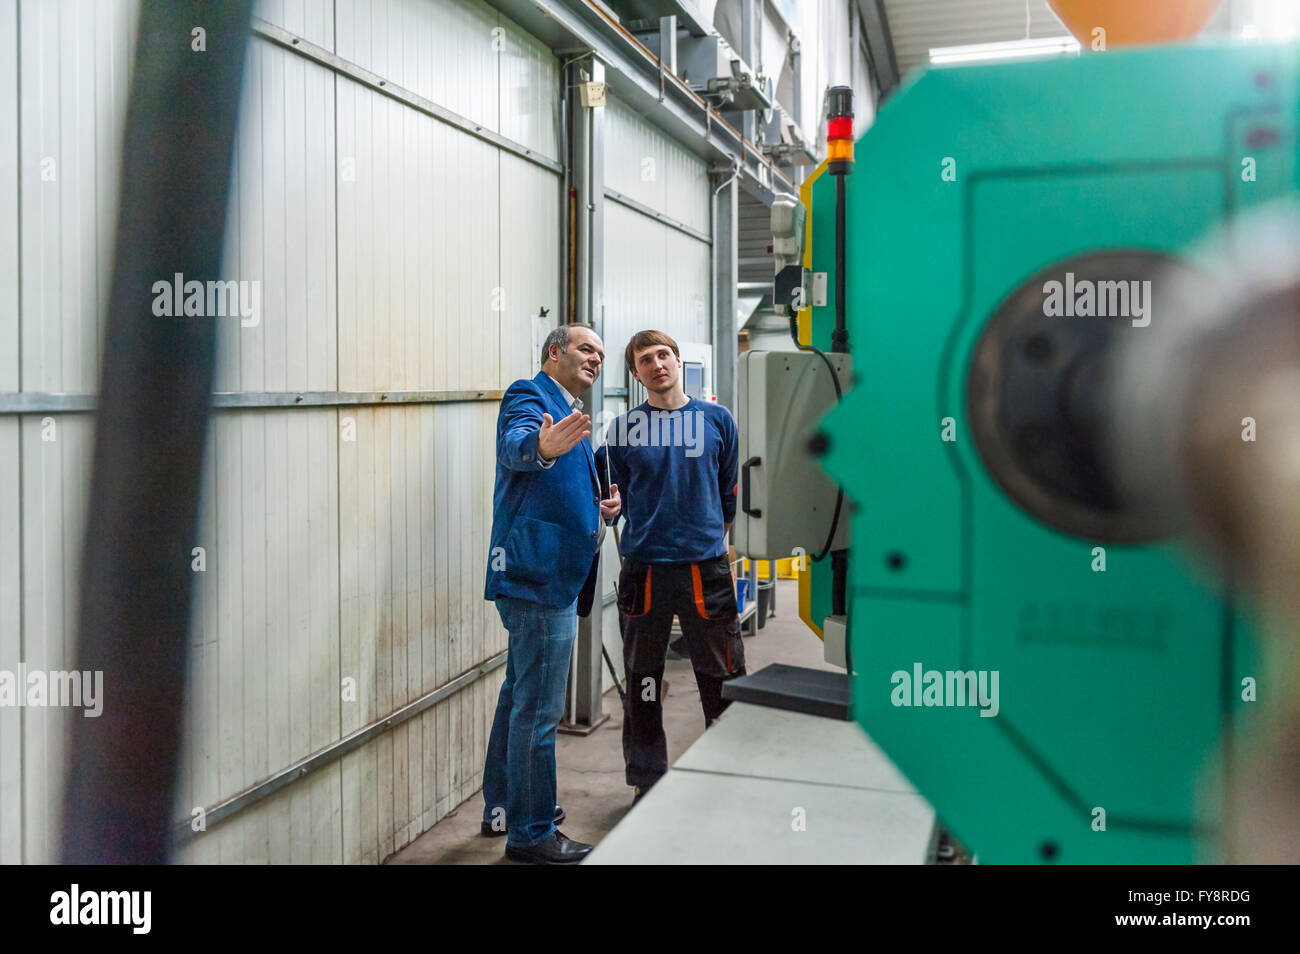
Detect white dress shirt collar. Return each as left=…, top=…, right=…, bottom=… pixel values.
left=545, top=372, right=584, bottom=413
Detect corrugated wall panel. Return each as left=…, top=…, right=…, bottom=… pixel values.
left=603, top=93, right=712, bottom=385
left=214, top=38, right=338, bottom=394
left=500, top=153, right=561, bottom=382
left=500, top=13, right=559, bottom=160
left=7, top=0, right=556, bottom=864
left=336, top=0, right=499, bottom=137
left=603, top=202, right=710, bottom=366
left=604, top=203, right=666, bottom=356
left=257, top=0, right=336, bottom=50
left=19, top=414, right=93, bottom=864
left=663, top=137, right=711, bottom=237
left=186, top=0, right=555, bottom=863
left=336, top=80, right=504, bottom=393
left=606, top=95, right=667, bottom=218
left=0, top=417, right=20, bottom=864
left=336, top=400, right=500, bottom=857
left=183, top=406, right=344, bottom=861
left=17, top=0, right=134, bottom=396
left=606, top=93, right=710, bottom=236
left=1, top=0, right=136, bottom=866
left=0, top=0, right=19, bottom=866
left=0, top=0, right=16, bottom=396
left=664, top=228, right=712, bottom=342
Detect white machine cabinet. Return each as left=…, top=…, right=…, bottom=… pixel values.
left=735, top=349, right=852, bottom=560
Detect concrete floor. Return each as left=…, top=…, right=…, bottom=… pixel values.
left=387, top=579, right=835, bottom=864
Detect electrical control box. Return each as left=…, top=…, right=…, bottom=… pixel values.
left=735, top=349, right=851, bottom=560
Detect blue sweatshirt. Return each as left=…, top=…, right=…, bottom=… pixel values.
left=596, top=398, right=738, bottom=564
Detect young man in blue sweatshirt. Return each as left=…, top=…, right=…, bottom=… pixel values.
left=597, top=330, right=745, bottom=798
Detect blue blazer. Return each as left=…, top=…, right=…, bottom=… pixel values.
left=485, top=372, right=601, bottom=608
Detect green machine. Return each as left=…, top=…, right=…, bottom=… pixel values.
left=796, top=41, right=1300, bottom=863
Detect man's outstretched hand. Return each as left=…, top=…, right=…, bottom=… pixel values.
left=537, top=412, right=591, bottom=462
left=600, top=483, right=620, bottom=521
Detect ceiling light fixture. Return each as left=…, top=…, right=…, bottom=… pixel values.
left=929, top=36, right=1081, bottom=66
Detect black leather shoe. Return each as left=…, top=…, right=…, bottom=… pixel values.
left=481, top=805, right=564, bottom=837
left=632, top=781, right=659, bottom=803
left=505, top=830, right=592, bottom=865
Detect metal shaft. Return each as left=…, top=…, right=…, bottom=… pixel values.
left=60, top=0, right=253, bottom=864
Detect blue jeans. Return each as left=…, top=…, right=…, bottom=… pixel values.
left=482, top=596, right=578, bottom=847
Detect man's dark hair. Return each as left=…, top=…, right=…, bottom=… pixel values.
left=624, top=330, right=680, bottom=373
left=540, top=322, right=593, bottom=368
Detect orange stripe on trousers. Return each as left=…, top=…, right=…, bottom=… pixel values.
left=691, top=563, right=708, bottom=619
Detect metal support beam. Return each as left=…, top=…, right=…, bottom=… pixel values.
left=741, top=0, right=761, bottom=145
left=791, top=34, right=802, bottom=128
left=712, top=171, right=739, bottom=415
left=559, top=59, right=572, bottom=331
left=0, top=389, right=505, bottom=415
left=60, top=0, right=254, bottom=865
left=658, top=15, right=677, bottom=76
left=856, top=0, right=901, bottom=100
left=566, top=58, right=610, bottom=734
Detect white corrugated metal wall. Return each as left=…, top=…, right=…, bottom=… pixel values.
left=603, top=95, right=712, bottom=351
left=0, top=0, right=138, bottom=867
left=0, top=0, right=560, bottom=864
left=598, top=91, right=713, bottom=679
left=178, top=0, right=560, bottom=864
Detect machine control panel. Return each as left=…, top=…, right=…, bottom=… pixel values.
left=735, top=349, right=852, bottom=560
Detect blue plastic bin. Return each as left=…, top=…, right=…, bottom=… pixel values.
left=735, top=578, right=751, bottom=613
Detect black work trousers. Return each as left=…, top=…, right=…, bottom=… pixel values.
left=616, top=554, right=747, bottom=789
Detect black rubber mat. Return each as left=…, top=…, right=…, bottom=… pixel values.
left=721, top=663, right=851, bottom=720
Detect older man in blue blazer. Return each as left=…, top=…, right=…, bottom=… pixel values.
left=481, top=322, right=620, bottom=864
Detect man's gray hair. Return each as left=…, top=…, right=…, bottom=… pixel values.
left=540, top=322, right=592, bottom=368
